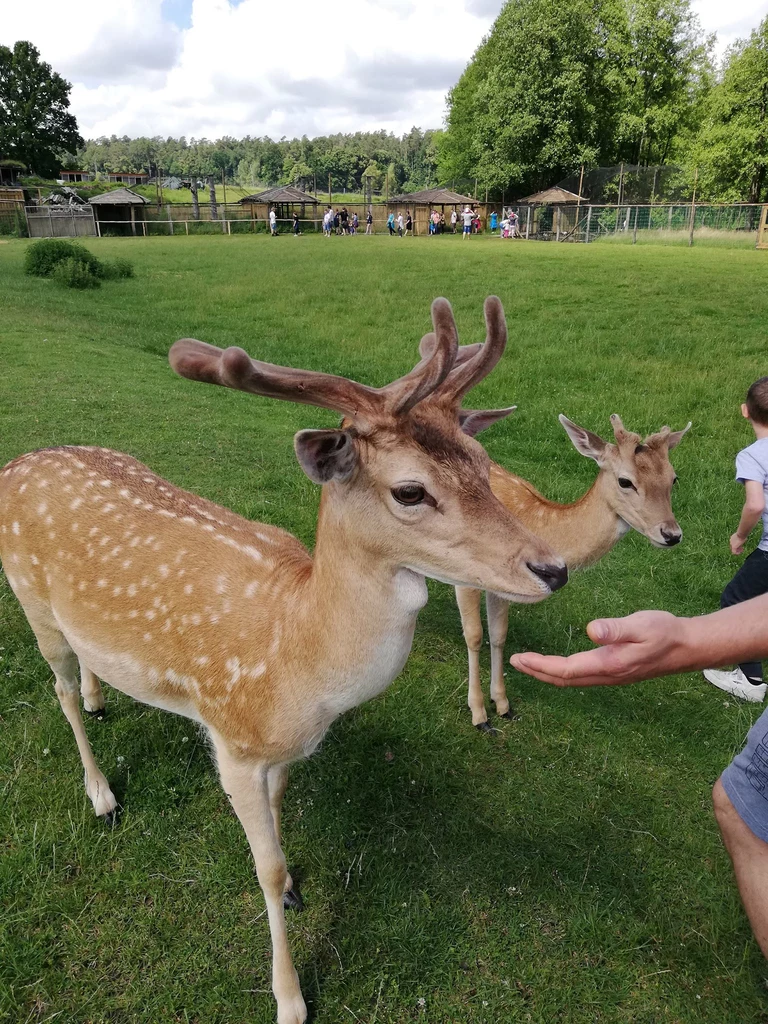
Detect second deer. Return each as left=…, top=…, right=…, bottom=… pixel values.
left=454, top=411, right=690, bottom=728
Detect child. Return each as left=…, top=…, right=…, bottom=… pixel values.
left=292, top=212, right=301, bottom=236
left=387, top=211, right=395, bottom=235
left=704, top=377, right=768, bottom=702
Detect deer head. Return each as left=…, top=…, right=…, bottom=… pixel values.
left=559, top=413, right=691, bottom=547
left=169, top=298, right=567, bottom=601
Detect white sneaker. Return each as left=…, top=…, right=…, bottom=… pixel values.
left=703, top=667, right=767, bottom=703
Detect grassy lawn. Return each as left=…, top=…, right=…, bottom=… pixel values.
left=1, top=234, right=767, bottom=1023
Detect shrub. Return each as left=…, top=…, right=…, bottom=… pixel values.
left=52, top=257, right=101, bottom=289
left=100, top=257, right=134, bottom=279
left=24, top=238, right=103, bottom=278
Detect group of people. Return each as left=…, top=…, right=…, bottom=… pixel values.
left=321, top=206, right=365, bottom=236
left=267, top=203, right=523, bottom=239
left=513, top=376, right=768, bottom=961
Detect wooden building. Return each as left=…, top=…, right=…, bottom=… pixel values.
left=0, top=159, right=26, bottom=186
left=105, top=172, right=149, bottom=186
left=516, top=186, right=584, bottom=239
left=59, top=170, right=95, bottom=183
left=238, top=185, right=319, bottom=229
left=387, top=187, right=479, bottom=235
left=89, top=187, right=148, bottom=236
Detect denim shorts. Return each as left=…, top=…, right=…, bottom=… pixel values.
left=722, top=704, right=768, bottom=842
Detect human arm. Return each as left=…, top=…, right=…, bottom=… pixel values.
left=509, top=593, right=768, bottom=688
left=731, top=479, right=765, bottom=554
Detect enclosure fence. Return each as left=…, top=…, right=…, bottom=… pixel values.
left=12, top=200, right=768, bottom=246
left=503, top=202, right=766, bottom=246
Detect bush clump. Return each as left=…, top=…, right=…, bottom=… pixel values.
left=101, top=256, right=134, bottom=279
left=24, top=238, right=102, bottom=278
left=52, top=257, right=101, bottom=290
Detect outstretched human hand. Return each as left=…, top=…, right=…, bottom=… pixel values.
left=510, top=610, right=686, bottom=687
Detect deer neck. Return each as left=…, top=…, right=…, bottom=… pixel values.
left=492, top=464, right=627, bottom=569
left=541, top=471, right=629, bottom=568
left=295, top=488, right=428, bottom=715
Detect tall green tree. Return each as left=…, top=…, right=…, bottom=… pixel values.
left=439, top=0, right=711, bottom=196
left=615, top=0, right=713, bottom=166
left=689, top=17, right=768, bottom=202
left=0, top=41, right=82, bottom=177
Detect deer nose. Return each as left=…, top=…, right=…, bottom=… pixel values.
left=527, top=561, right=569, bottom=592
left=661, top=527, right=682, bottom=546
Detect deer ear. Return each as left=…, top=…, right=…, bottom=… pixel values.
left=294, top=429, right=358, bottom=484
left=458, top=407, right=516, bottom=437
left=666, top=421, right=692, bottom=450
left=559, top=414, right=608, bottom=463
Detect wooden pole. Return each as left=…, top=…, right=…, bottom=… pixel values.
left=576, top=163, right=584, bottom=213
left=585, top=205, right=592, bottom=244
left=688, top=167, right=698, bottom=247
left=222, top=168, right=227, bottom=207
left=618, top=162, right=624, bottom=206
left=632, top=205, right=638, bottom=244
left=525, top=205, right=531, bottom=239
left=328, top=173, right=332, bottom=205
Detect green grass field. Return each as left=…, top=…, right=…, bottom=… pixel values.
left=1, top=234, right=767, bottom=1023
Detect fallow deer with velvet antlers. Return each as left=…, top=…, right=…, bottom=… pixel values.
left=0, top=297, right=567, bottom=1024
left=417, top=331, right=690, bottom=729
left=458, top=409, right=689, bottom=728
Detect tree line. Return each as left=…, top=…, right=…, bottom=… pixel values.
left=75, top=129, right=442, bottom=197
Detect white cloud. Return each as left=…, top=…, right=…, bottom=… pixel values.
left=4, top=0, right=767, bottom=140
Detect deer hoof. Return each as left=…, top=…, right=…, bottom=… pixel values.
left=85, top=707, right=107, bottom=721
left=283, top=885, right=304, bottom=913
left=475, top=721, right=499, bottom=735
left=499, top=710, right=520, bottom=722
left=101, top=809, right=119, bottom=828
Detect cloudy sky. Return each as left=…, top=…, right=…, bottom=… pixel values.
left=5, top=0, right=768, bottom=141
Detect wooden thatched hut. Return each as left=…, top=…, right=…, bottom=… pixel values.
left=238, top=185, right=319, bottom=230
left=90, top=187, right=148, bottom=236
left=387, top=187, right=479, bottom=234
left=516, top=186, right=584, bottom=239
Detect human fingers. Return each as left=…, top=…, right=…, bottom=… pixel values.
left=510, top=649, right=625, bottom=687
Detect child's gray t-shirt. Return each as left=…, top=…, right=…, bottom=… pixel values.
left=736, top=437, right=768, bottom=551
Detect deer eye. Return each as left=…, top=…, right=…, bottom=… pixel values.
left=618, top=477, right=636, bottom=490
left=392, top=483, right=427, bottom=506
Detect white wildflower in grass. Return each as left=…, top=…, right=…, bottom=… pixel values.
left=42, top=748, right=50, bottom=756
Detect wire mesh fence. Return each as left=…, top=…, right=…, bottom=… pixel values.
left=501, top=203, right=765, bottom=247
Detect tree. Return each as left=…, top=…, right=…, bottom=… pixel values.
left=0, top=41, right=82, bottom=177
left=689, top=17, right=768, bottom=202
left=614, top=0, right=713, bottom=166
left=439, top=0, right=711, bottom=196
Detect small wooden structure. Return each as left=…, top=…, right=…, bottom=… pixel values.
left=516, top=186, right=584, bottom=240
left=238, top=185, right=318, bottom=229
left=387, top=187, right=478, bottom=235
left=757, top=205, right=768, bottom=250
left=0, top=159, right=26, bottom=186
left=90, top=187, right=148, bottom=236
left=105, top=172, right=149, bottom=186
left=59, top=170, right=95, bottom=183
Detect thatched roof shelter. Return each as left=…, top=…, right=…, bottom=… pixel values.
left=388, top=187, right=476, bottom=207
left=518, top=186, right=583, bottom=204
left=90, top=187, right=148, bottom=235
left=0, top=159, right=26, bottom=186
left=238, top=185, right=318, bottom=205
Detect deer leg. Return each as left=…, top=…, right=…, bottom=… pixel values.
left=217, top=744, right=307, bottom=1024
left=79, top=659, right=105, bottom=716
left=268, top=764, right=302, bottom=910
left=32, top=619, right=117, bottom=821
left=455, top=586, right=490, bottom=728
left=486, top=592, right=514, bottom=718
